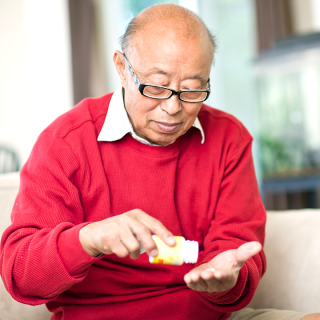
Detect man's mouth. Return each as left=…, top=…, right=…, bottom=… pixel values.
left=154, top=121, right=179, bottom=133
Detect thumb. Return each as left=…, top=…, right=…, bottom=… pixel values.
left=234, top=241, right=262, bottom=268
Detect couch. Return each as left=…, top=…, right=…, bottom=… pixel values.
left=0, top=173, right=51, bottom=320
left=0, top=172, right=319, bottom=319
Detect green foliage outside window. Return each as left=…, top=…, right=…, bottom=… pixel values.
left=256, top=65, right=320, bottom=179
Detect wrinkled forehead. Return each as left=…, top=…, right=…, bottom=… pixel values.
left=128, top=16, right=213, bottom=53
left=127, top=26, right=213, bottom=77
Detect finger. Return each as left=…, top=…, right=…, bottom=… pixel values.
left=201, top=269, right=218, bottom=281
left=129, top=209, right=176, bottom=247
left=108, top=235, right=129, bottom=258
left=201, top=268, right=234, bottom=282
left=203, top=269, right=237, bottom=293
left=129, top=248, right=141, bottom=259
left=235, top=241, right=262, bottom=268
left=184, top=268, right=209, bottom=290
left=185, top=269, right=233, bottom=293
left=128, top=218, right=159, bottom=257
left=184, top=270, right=201, bottom=284
left=118, top=227, right=141, bottom=259
left=186, top=277, right=209, bottom=292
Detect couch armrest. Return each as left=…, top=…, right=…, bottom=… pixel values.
left=249, top=209, right=320, bottom=313
left=0, top=172, right=51, bottom=320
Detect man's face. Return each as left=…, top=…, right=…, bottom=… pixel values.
left=114, top=28, right=213, bottom=146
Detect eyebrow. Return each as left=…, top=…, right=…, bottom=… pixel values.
left=190, top=75, right=206, bottom=80
left=145, top=69, right=207, bottom=81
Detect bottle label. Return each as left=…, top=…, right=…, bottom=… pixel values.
left=150, top=236, right=182, bottom=265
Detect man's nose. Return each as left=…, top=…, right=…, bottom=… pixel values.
left=160, top=94, right=181, bottom=115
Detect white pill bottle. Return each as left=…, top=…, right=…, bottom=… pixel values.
left=149, top=235, right=199, bottom=265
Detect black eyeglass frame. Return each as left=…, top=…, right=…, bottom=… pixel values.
left=123, top=54, right=211, bottom=103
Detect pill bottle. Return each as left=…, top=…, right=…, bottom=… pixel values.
left=149, top=235, right=198, bottom=265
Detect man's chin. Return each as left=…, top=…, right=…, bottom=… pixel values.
left=147, top=138, right=175, bottom=146
left=143, top=132, right=178, bottom=146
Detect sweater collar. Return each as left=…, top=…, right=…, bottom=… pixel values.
left=97, top=86, right=205, bottom=145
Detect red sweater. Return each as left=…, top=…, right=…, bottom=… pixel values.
left=0, top=92, right=266, bottom=320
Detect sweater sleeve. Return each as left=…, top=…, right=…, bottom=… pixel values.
left=0, top=131, right=102, bottom=306
left=194, top=138, right=267, bottom=312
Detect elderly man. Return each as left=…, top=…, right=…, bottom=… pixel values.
left=1, top=4, right=319, bottom=320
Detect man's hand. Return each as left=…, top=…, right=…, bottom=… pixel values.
left=184, top=241, right=262, bottom=293
left=79, top=209, right=176, bottom=259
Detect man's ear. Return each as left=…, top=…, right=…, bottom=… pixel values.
left=113, top=50, right=126, bottom=88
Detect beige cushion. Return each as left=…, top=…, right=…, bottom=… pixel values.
left=0, top=173, right=51, bottom=320
left=0, top=173, right=20, bottom=236
left=249, top=209, right=320, bottom=313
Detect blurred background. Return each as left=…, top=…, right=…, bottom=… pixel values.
left=1, top=0, right=320, bottom=210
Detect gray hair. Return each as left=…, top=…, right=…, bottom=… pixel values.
left=119, top=5, right=218, bottom=55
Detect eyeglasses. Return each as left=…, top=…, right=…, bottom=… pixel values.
left=123, top=54, right=210, bottom=103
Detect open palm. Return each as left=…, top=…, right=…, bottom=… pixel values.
left=184, top=241, right=262, bottom=293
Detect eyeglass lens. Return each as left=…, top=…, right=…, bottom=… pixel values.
left=143, top=86, right=207, bottom=102
left=143, top=86, right=172, bottom=98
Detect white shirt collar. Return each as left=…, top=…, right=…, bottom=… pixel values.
left=97, top=86, right=205, bottom=145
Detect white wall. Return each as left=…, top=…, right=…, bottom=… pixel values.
left=0, top=0, right=73, bottom=166
left=291, top=0, right=320, bottom=35
left=99, top=0, right=123, bottom=93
